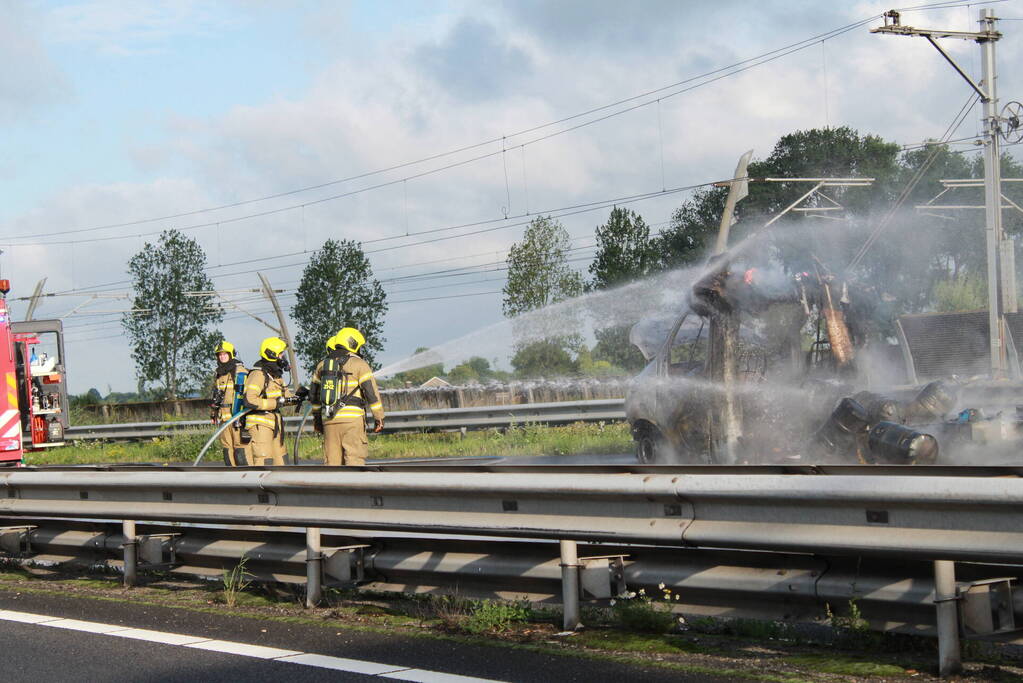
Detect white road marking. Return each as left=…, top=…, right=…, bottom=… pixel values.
left=0, top=609, right=506, bottom=682
left=46, top=618, right=131, bottom=634
left=382, top=670, right=503, bottom=683
left=110, top=627, right=209, bottom=645
left=276, top=653, right=408, bottom=675
left=186, top=639, right=303, bottom=659
left=0, top=609, right=60, bottom=624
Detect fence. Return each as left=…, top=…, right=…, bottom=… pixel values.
left=78, top=379, right=631, bottom=423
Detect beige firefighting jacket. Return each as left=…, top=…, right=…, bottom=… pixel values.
left=243, top=364, right=294, bottom=430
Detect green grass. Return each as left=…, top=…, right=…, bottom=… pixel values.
left=25, top=421, right=633, bottom=466
left=574, top=630, right=720, bottom=656
left=365, top=422, right=631, bottom=461
left=785, top=655, right=907, bottom=677
left=3, top=569, right=1021, bottom=682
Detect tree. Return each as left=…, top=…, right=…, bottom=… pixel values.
left=587, top=207, right=657, bottom=371
left=503, top=216, right=584, bottom=316
left=588, top=207, right=658, bottom=289
left=503, top=216, right=585, bottom=376
left=932, top=274, right=986, bottom=312
left=592, top=326, right=647, bottom=372
left=510, top=340, right=577, bottom=378
left=122, top=230, right=223, bottom=398
left=657, top=127, right=904, bottom=272
left=447, top=356, right=493, bottom=384
left=69, top=387, right=103, bottom=409
left=291, top=239, right=387, bottom=373
left=653, top=190, right=726, bottom=270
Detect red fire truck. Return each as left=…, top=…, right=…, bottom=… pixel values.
left=0, top=280, right=69, bottom=465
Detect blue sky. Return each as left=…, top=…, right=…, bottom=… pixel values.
left=3, top=0, right=1022, bottom=393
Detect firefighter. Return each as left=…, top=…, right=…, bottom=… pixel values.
left=244, top=337, right=307, bottom=466
left=211, top=340, right=250, bottom=466
left=310, top=327, right=384, bottom=466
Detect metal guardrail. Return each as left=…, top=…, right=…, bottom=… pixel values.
left=2, top=465, right=1021, bottom=669
left=5, top=518, right=1021, bottom=641
left=64, top=399, right=627, bottom=442
left=1, top=467, right=1022, bottom=563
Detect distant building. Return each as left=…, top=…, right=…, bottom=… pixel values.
left=419, top=376, right=451, bottom=389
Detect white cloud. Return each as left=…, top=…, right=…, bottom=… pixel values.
left=0, top=1, right=69, bottom=123
left=7, top=0, right=1023, bottom=391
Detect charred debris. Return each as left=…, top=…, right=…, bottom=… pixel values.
left=626, top=250, right=1017, bottom=465
left=626, top=168, right=1022, bottom=466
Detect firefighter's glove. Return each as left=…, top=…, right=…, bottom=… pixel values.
left=313, top=413, right=324, bottom=434
left=281, top=395, right=302, bottom=406
left=374, top=418, right=384, bottom=433
left=295, top=385, right=310, bottom=401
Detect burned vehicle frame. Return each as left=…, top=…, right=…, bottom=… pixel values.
left=625, top=171, right=1019, bottom=466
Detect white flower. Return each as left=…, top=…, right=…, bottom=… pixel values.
left=609, top=599, right=616, bottom=606
left=658, top=582, right=666, bottom=590
left=638, top=589, right=646, bottom=596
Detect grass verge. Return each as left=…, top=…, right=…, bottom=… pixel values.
left=25, top=421, right=633, bottom=466
left=0, top=566, right=1019, bottom=682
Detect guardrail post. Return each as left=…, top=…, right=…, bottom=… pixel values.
left=306, top=527, right=322, bottom=608
left=560, top=540, right=581, bottom=631
left=934, top=560, right=962, bottom=677
left=122, top=520, right=137, bottom=588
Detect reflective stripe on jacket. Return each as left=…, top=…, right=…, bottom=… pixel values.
left=244, top=367, right=292, bottom=429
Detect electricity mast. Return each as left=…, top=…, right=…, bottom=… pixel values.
left=873, top=8, right=1015, bottom=377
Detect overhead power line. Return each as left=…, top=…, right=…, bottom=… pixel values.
left=36, top=177, right=702, bottom=300
left=0, top=0, right=981, bottom=248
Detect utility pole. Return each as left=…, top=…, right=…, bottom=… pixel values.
left=24, top=278, right=46, bottom=321
left=873, top=9, right=1010, bottom=378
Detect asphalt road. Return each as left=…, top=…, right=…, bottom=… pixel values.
left=0, top=589, right=742, bottom=683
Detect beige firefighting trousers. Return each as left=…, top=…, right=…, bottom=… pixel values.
left=218, top=423, right=250, bottom=466
left=249, top=418, right=286, bottom=466
left=323, top=419, right=368, bottom=466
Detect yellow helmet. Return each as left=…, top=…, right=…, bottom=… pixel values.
left=259, top=336, right=288, bottom=362
left=325, top=334, right=338, bottom=351
left=214, top=340, right=235, bottom=358
left=335, top=327, right=365, bottom=353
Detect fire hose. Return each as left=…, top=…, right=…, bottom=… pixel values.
left=292, top=403, right=313, bottom=466
left=192, top=409, right=251, bottom=467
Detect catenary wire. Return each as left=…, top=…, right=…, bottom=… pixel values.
left=0, top=0, right=985, bottom=247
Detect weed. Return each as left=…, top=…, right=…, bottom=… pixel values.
left=686, top=616, right=724, bottom=634
left=826, top=598, right=882, bottom=649
left=431, top=595, right=475, bottom=630
left=221, top=557, right=253, bottom=607
left=610, top=588, right=677, bottom=634
left=463, top=600, right=533, bottom=634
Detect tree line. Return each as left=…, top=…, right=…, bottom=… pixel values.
left=93, top=126, right=1020, bottom=400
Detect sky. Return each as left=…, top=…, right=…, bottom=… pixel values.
left=3, top=0, right=1023, bottom=394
